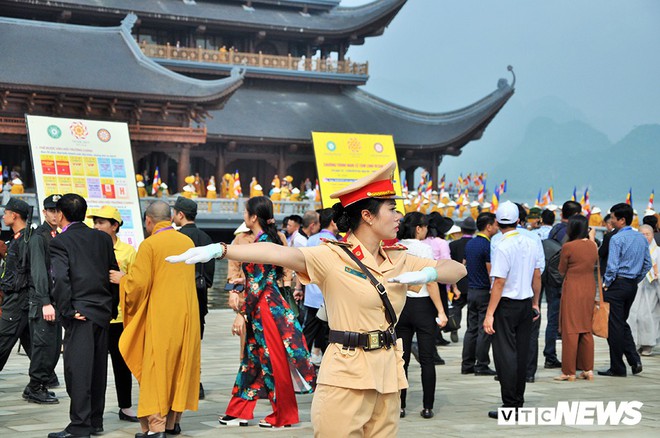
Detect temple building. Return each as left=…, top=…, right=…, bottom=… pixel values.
left=0, top=0, right=514, bottom=193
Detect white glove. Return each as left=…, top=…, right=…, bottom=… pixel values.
left=166, top=243, right=223, bottom=265
left=388, top=267, right=437, bottom=285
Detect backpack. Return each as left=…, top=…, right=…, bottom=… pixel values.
left=541, top=238, right=564, bottom=288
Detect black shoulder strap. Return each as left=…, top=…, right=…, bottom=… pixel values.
left=340, top=246, right=397, bottom=327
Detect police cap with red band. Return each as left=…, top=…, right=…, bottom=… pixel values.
left=330, top=161, right=403, bottom=207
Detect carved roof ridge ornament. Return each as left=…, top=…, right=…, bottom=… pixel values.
left=120, top=13, right=138, bottom=32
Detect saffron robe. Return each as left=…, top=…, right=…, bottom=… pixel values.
left=119, top=221, right=201, bottom=417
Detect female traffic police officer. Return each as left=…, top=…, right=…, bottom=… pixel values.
left=167, top=161, right=467, bottom=437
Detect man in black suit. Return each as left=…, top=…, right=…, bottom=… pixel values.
left=172, top=196, right=214, bottom=400
left=48, top=194, right=119, bottom=438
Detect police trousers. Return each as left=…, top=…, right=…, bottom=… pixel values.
left=311, top=384, right=399, bottom=438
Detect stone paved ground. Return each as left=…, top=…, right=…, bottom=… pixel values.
left=1, top=308, right=658, bottom=437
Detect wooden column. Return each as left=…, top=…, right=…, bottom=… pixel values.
left=177, top=144, right=191, bottom=192
left=406, top=166, right=415, bottom=191
left=216, top=143, right=225, bottom=184
left=278, top=146, right=286, bottom=177
left=430, top=151, right=439, bottom=187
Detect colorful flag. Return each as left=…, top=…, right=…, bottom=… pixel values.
left=625, top=188, right=632, bottom=207
left=425, top=179, right=433, bottom=198
left=417, top=171, right=427, bottom=194
left=583, top=188, right=591, bottom=213
left=151, top=167, right=160, bottom=195
left=233, top=170, right=242, bottom=197
left=0, top=160, right=3, bottom=186
left=491, top=186, right=500, bottom=213
left=571, top=186, right=577, bottom=202
left=402, top=179, right=409, bottom=196
left=457, top=174, right=463, bottom=187
left=648, top=190, right=655, bottom=210
left=477, top=184, right=484, bottom=203
left=535, top=189, right=542, bottom=207
left=439, top=174, right=446, bottom=191
left=546, top=187, right=554, bottom=203
left=502, top=179, right=508, bottom=193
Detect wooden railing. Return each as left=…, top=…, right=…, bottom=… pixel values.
left=129, top=124, right=207, bottom=143
left=140, top=42, right=369, bottom=76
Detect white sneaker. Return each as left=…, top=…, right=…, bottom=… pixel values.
left=219, top=415, right=248, bottom=426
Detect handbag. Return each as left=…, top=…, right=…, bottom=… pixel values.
left=592, top=261, right=609, bottom=338
left=442, top=305, right=461, bottom=332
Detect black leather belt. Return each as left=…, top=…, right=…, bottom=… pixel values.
left=329, top=329, right=396, bottom=351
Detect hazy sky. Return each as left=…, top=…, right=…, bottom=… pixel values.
left=342, top=0, right=660, bottom=141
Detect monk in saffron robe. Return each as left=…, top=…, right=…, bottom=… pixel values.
left=110, top=201, right=200, bottom=437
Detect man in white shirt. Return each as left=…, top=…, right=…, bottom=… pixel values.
left=484, top=201, right=543, bottom=419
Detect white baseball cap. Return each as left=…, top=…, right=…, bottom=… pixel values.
left=496, top=201, right=519, bottom=225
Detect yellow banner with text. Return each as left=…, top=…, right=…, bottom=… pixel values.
left=311, top=132, right=404, bottom=211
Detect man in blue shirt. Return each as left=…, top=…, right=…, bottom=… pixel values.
left=461, top=212, right=498, bottom=375
left=599, top=203, right=652, bottom=377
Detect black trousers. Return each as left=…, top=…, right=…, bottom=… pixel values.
left=63, top=319, right=108, bottom=436
left=27, top=305, right=61, bottom=389
left=461, top=289, right=492, bottom=372
left=302, top=306, right=329, bottom=353
left=492, top=298, right=532, bottom=408
left=604, top=277, right=641, bottom=375
left=527, top=311, right=541, bottom=379
left=398, top=297, right=437, bottom=410
left=0, top=309, right=31, bottom=371
left=108, top=322, right=133, bottom=409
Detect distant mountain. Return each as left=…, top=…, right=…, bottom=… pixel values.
left=439, top=97, right=659, bottom=207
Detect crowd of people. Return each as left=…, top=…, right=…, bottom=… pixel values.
left=0, top=160, right=658, bottom=437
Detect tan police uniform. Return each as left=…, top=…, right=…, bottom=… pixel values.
left=295, top=161, right=436, bottom=437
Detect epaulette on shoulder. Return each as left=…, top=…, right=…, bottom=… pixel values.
left=382, top=243, right=408, bottom=251
left=321, top=238, right=353, bottom=248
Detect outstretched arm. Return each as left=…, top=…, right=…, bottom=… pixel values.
left=389, top=259, right=467, bottom=285
left=167, top=242, right=307, bottom=275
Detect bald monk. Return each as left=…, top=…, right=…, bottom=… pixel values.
left=110, top=201, right=200, bottom=437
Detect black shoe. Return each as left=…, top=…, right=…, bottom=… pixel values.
left=461, top=368, right=475, bottom=375
left=90, top=426, right=103, bottom=436
left=400, top=408, right=406, bottom=418
left=433, top=350, right=445, bottom=365
left=25, top=385, right=59, bottom=404
left=119, top=410, right=139, bottom=422
left=48, top=431, right=90, bottom=438
left=632, top=363, right=643, bottom=375
left=410, top=342, right=420, bottom=364
left=436, top=335, right=450, bottom=346
left=475, top=368, right=497, bottom=376
left=199, top=382, right=205, bottom=400
left=488, top=410, right=498, bottom=419
left=544, top=359, right=562, bottom=369
left=597, top=369, right=626, bottom=377
left=420, top=408, right=434, bottom=419
left=23, top=384, right=55, bottom=399
left=166, top=423, right=181, bottom=435
left=526, top=376, right=535, bottom=383
left=135, top=434, right=164, bottom=438
left=450, top=330, right=459, bottom=343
